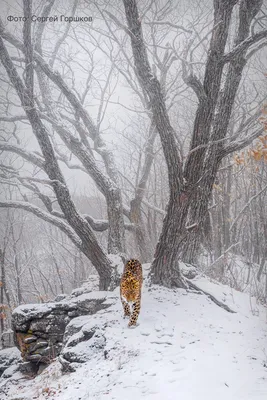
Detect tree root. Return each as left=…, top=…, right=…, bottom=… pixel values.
left=185, top=278, right=236, bottom=313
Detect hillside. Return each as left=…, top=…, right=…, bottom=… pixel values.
left=1, top=269, right=267, bottom=400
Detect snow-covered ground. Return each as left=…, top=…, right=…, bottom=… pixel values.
left=2, top=273, right=267, bottom=400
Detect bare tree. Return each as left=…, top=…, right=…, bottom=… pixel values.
left=122, top=0, right=267, bottom=287
left=0, top=0, right=129, bottom=289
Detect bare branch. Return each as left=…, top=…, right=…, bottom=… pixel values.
left=103, top=10, right=133, bottom=37
left=0, top=200, right=82, bottom=249
left=23, top=0, right=34, bottom=101
left=220, top=127, right=263, bottom=157
left=222, top=30, right=267, bottom=63
left=0, top=19, right=120, bottom=185
left=122, top=0, right=183, bottom=193
left=0, top=115, right=27, bottom=122
left=0, top=33, right=115, bottom=285
left=0, top=142, right=45, bottom=169
left=34, top=0, right=56, bottom=54
left=142, top=198, right=165, bottom=216
left=246, top=40, right=267, bottom=60
left=145, top=20, right=192, bottom=34
left=230, top=184, right=267, bottom=232
left=49, top=0, right=78, bottom=67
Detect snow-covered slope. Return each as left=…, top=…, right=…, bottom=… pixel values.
left=2, top=276, right=267, bottom=400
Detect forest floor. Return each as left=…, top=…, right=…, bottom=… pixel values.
left=2, top=267, right=267, bottom=400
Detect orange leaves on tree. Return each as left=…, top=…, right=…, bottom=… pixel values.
left=251, top=149, right=263, bottom=161
left=259, top=102, right=267, bottom=132
left=234, top=134, right=267, bottom=167
left=0, top=305, right=8, bottom=320
left=234, top=153, right=245, bottom=165
left=0, top=304, right=9, bottom=310
left=0, top=312, right=7, bottom=320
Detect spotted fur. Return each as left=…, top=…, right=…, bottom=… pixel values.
left=120, top=259, right=143, bottom=327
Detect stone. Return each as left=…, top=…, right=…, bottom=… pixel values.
left=1, top=329, right=15, bottom=348
left=68, top=310, right=81, bottom=318
left=180, top=262, right=198, bottom=279
left=26, top=354, right=42, bottom=362
left=62, top=330, right=106, bottom=364
left=29, top=339, right=48, bottom=352
left=23, top=335, right=37, bottom=344
left=11, top=288, right=115, bottom=365
left=2, top=363, right=20, bottom=378
left=37, top=363, right=47, bottom=375
left=0, top=347, right=21, bottom=377
left=59, top=315, right=106, bottom=371
left=53, top=294, right=67, bottom=302
left=18, top=361, right=39, bottom=375
left=58, top=355, right=77, bottom=373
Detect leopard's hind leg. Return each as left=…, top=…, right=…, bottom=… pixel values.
left=128, top=298, right=141, bottom=327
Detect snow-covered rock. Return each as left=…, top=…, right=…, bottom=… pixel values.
left=12, top=287, right=116, bottom=366
left=59, top=316, right=106, bottom=371
left=0, top=347, right=21, bottom=377
left=180, top=262, right=198, bottom=279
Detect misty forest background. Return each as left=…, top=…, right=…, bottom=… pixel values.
left=0, top=0, right=267, bottom=337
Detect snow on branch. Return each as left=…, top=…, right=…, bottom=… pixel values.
left=83, top=215, right=135, bottom=232
left=0, top=115, right=27, bottom=122
left=0, top=200, right=82, bottom=249
left=142, top=199, right=165, bottom=216
left=0, top=142, right=45, bottom=169
left=220, top=127, right=263, bottom=157
left=222, top=30, right=267, bottom=63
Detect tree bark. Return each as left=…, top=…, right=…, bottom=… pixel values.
left=123, top=0, right=187, bottom=286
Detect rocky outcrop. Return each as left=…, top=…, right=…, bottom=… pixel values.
left=59, top=317, right=106, bottom=372
left=12, top=290, right=115, bottom=366
left=0, top=347, right=21, bottom=377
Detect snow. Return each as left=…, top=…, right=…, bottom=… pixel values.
left=13, top=291, right=112, bottom=322
left=198, top=252, right=267, bottom=303
left=2, top=275, right=267, bottom=400
left=0, top=347, right=20, bottom=359
left=108, top=253, right=125, bottom=275
left=65, top=291, right=110, bottom=303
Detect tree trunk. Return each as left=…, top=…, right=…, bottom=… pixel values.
left=149, top=191, right=190, bottom=288
left=106, top=188, right=126, bottom=255
left=130, top=198, right=153, bottom=263
left=0, top=249, right=6, bottom=339
left=164, top=0, right=263, bottom=269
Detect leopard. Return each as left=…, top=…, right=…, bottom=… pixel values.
left=120, top=259, right=143, bottom=327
